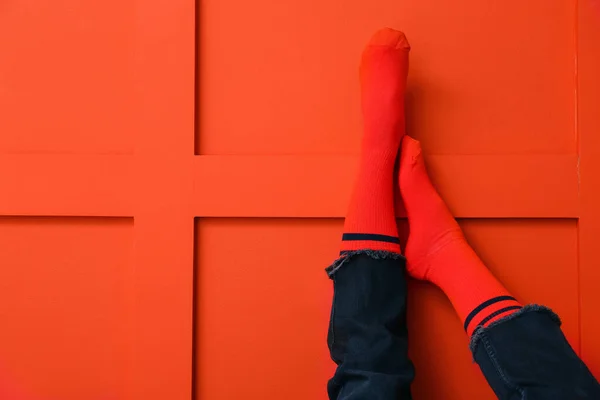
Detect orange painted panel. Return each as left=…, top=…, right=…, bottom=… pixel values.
left=195, top=0, right=589, bottom=397
left=0, top=1, right=134, bottom=154
left=0, top=0, right=596, bottom=398
left=198, top=0, right=574, bottom=155
left=0, top=217, right=133, bottom=399
left=1, top=0, right=196, bottom=397
left=195, top=218, right=578, bottom=399
left=0, top=155, right=134, bottom=217
left=191, top=154, right=578, bottom=218
left=578, top=0, right=600, bottom=376
left=196, top=219, right=336, bottom=399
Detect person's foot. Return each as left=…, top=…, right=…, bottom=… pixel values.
left=359, top=28, right=410, bottom=151
left=398, top=136, right=522, bottom=336
left=339, top=28, right=410, bottom=254
left=398, top=136, right=464, bottom=280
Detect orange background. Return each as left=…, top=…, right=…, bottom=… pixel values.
left=1, top=0, right=600, bottom=399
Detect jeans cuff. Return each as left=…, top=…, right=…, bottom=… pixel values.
left=325, top=250, right=405, bottom=278
left=469, top=304, right=562, bottom=355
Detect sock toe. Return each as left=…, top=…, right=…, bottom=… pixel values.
left=367, top=28, right=410, bottom=50
left=400, top=136, right=422, bottom=169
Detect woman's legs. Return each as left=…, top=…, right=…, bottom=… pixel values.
left=326, top=28, right=413, bottom=399
left=399, top=136, right=600, bottom=399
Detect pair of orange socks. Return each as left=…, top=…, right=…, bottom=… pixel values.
left=339, top=28, right=521, bottom=338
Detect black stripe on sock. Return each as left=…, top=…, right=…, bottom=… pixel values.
left=476, top=305, right=523, bottom=330
left=463, top=296, right=517, bottom=331
left=342, top=233, right=400, bottom=244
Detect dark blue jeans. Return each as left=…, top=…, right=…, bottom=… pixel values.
left=326, top=254, right=600, bottom=399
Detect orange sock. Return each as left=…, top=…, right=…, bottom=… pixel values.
left=399, top=137, right=522, bottom=336
left=340, top=28, right=410, bottom=255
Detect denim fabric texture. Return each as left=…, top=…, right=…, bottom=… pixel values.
left=327, top=254, right=414, bottom=399
left=471, top=307, right=600, bottom=399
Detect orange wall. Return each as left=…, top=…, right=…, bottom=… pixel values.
left=1, top=0, right=600, bottom=399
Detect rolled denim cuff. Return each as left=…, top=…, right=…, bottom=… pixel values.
left=470, top=304, right=561, bottom=354
left=325, top=250, right=405, bottom=277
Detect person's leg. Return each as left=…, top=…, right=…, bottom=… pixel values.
left=337, top=27, right=409, bottom=259
left=326, top=255, right=414, bottom=400
left=398, top=136, right=600, bottom=399
left=471, top=307, right=600, bottom=399
left=398, top=136, right=522, bottom=336
left=326, top=28, right=414, bottom=399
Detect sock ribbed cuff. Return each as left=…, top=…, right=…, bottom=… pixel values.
left=464, top=295, right=523, bottom=336
left=339, top=232, right=401, bottom=255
